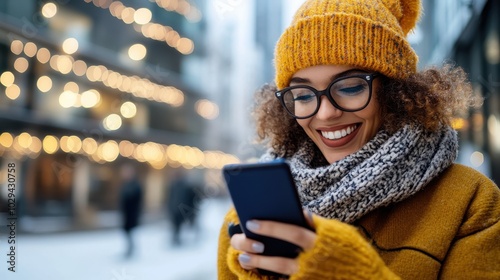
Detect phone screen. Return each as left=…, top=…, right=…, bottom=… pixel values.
left=223, top=160, right=313, bottom=259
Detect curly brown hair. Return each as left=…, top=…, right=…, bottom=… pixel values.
left=252, top=64, right=481, bottom=158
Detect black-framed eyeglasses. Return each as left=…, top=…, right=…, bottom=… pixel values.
left=275, top=73, right=380, bottom=119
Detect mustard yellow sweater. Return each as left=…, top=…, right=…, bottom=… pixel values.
left=217, top=164, right=500, bottom=279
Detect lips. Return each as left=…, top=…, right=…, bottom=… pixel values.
left=318, top=124, right=360, bottom=147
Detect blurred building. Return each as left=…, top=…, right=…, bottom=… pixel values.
left=0, top=0, right=240, bottom=232
left=412, top=0, right=499, bottom=185
left=185, top=0, right=304, bottom=163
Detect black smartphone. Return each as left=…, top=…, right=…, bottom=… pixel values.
left=222, top=159, right=314, bottom=277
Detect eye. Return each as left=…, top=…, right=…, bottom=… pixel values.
left=331, top=78, right=368, bottom=96
left=339, top=84, right=366, bottom=94
left=290, top=88, right=315, bottom=102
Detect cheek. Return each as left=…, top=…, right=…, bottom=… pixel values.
left=357, top=102, right=382, bottom=135
left=296, top=119, right=314, bottom=136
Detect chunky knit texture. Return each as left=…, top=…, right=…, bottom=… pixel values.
left=274, top=0, right=421, bottom=89
left=261, top=125, right=458, bottom=223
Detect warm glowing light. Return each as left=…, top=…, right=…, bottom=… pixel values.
left=81, top=89, right=100, bottom=108
left=486, top=32, right=500, bottom=65
left=451, top=118, right=466, bottom=130
left=42, top=2, right=58, bottom=18
left=176, top=38, right=194, bottom=55
left=119, top=140, right=135, bottom=157
left=64, top=82, right=79, bottom=93
left=195, top=99, right=219, bottom=120
left=59, top=90, right=78, bottom=108
left=0, top=71, right=15, bottom=87
left=43, top=135, right=59, bottom=154
left=18, top=132, right=32, bottom=149
left=62, top=38, right=79, bottom=54
left=121, top=7, right=136, bottom=24
left=128, top=44, right=147, bottom=61
left=14, top=57, right=29, bottom=73
left=99, top=141, right=120, bottom=162
left=82, top=138, right=98, bottom=154
left=186, top=8, right=202, bottom=22
left=67, top=135, right=82, bottom=153
left=470, top=151, right=484, bottom=167
left=72, top=60, right=87, bottom=76
left=59, top=136, right=70, bottom=152
left=488, top=115, right=500, bottom=151
left=10, top=40, right=23, bottom=55
left=0, top=133, right=14, bottom=148
left=37, top=76, right=53, bottom=93
left=24, top=42, right=37, bottom=57
left=29, top=136, right=42, bottom=154
left=36, top=47, right=51, bottom=64
left=134, top=8, right=152, bottom=25
left=120, top=101, right=137, bottom=118
left=103, top=114, right=122, bottom=131
left=57, top=55, right=74, bottom=74
left=6, top=84, right=21, bottom=100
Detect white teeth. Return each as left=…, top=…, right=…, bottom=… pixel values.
left=321, top=125, right=357, bottom=140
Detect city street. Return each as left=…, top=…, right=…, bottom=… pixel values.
left=1, top=198, right=232, bottom=280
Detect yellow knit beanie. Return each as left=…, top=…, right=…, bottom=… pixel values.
left=274, top=0, right=421, bottom=89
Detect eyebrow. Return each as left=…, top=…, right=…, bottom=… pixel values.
left=289, top=68, right=369, bottom=85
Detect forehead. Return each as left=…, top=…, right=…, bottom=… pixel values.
left=290, top=65, right=364, bottom=85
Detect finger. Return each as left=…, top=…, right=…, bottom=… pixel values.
left=230, top=233, right=265, bottom=254
left=238, top=253, right=299, bottom=276
left=246, top=220, right=316, bottom=250
left=303, top=209, right=316, bottom=229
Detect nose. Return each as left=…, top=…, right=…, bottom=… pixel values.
left=315, top=96, right=343, bottom=120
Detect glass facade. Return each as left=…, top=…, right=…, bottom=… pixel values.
left=416, top=0, right=499, bottom=185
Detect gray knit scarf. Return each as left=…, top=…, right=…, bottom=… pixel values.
left=260, top=125, right=458, bottom=223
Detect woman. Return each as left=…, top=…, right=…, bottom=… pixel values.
left=218, top=0, right=500, bottom=279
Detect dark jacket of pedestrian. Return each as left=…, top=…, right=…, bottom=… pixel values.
left=120, top=177, right=143, bottom=232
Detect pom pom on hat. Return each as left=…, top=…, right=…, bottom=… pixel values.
left=274, top=0, right=422, bottom=89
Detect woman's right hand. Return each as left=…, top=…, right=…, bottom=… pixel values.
left=229, top=217, right=316, bottom=277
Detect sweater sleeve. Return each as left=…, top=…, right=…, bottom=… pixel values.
left=217, top=207, right=400, bottom=279
left=439, top=177, right=500, bottom=279
left=291, top=215, right=400, bottom=280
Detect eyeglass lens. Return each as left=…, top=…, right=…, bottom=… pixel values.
left=281, top=76, right=370, bottom=118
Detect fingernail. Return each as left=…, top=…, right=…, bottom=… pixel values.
left=252, top=242, right=264, bottom=253
left=246, top=220, right=260, bottom=232
left=238, top=253, right=251, bottom=263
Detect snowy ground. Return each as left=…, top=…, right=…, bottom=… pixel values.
left=0, top=198, right=232, bottom=280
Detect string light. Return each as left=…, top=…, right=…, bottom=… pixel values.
left=87, top=0, right=195, bottom=54
left=11, top=39, right=186, bottom=107
left=0, top=132, right=240, bottom=169
left=152, top=0, right=201, bottom=22
left=41, top=2, right=58, bottom=18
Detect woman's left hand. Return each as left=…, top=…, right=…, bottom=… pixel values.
left=231, top=215, right=317, bottom=276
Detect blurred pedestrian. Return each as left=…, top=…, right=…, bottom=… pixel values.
left=119, top=163, right=143, bottom=258
left=166, top=169, right=201, bottom=246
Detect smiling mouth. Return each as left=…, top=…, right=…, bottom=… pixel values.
left=320, top=124, right=359, bottom=140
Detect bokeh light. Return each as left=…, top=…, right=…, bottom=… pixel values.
left=120, top=101, right=137, bottom=118
left=103, top=114, right=122, bottom=131
left=37, top=76, right=53, bottom=93
left=128, top=44, right=147, bottom=61
left=62, top=38, right=79, bottom=54
left=41, top=2, right=58, bottom=18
